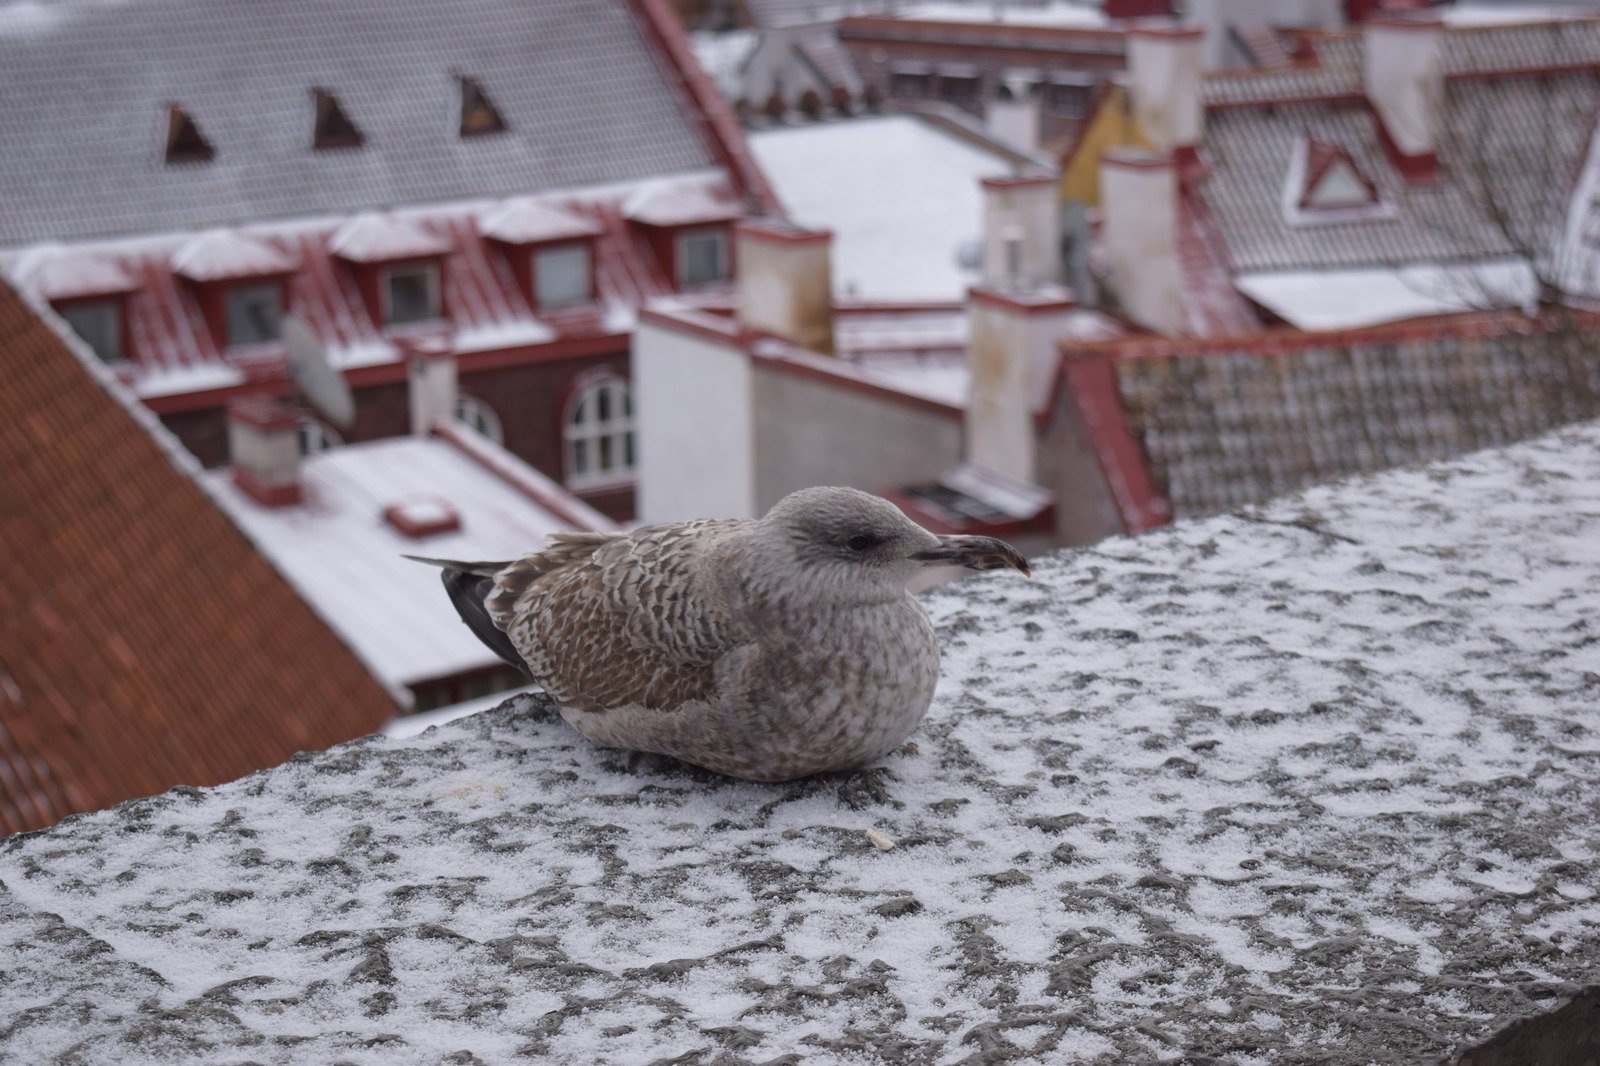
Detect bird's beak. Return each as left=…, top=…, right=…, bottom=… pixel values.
left=913, top=534, right=1031, bottom=577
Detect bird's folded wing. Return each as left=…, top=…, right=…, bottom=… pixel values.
left=486, top=521, right=745, bottom=712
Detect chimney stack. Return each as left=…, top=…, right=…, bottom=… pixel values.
left=1127, top=24, right=1205, bottom=164
left=985, top=77, right=1041, bottom=155
left=965, top=286, right=1077, bottom=484
left=402, top=334, right=458, bottom=436
left=735, top=219, right=834, bottom=354
left=1099, top=148, right=1184, bottom=335
left=981, top=174, right=1062, bottom=291
left=1363, top=16, right=1443, bottom=183
left=228, top=397, right=302, bottom=507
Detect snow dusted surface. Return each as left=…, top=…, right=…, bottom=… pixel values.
left=204, top=433, right=579, bottom=691
left=5, top=422, right=1600, bottom=1063
left=1235, top=262, right=1539, bottom=332
left=749, top=116, right=1014, bottom=301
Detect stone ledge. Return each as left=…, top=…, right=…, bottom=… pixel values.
left=3, top=422, right=1599, bottom=1064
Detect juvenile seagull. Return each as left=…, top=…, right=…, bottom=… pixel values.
left=409, top=486, right=1029, bottom=781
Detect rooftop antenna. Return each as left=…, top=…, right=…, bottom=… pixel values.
left=282, top=315, right=355, bottom=429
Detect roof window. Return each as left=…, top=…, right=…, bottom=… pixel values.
left=459, top=76, right=507, bottom=137
left=1281, top=137, right=1395, bottom=226
left=312, top=88, right=364, bottom=150
left=164, top=105, right=214, bottom=164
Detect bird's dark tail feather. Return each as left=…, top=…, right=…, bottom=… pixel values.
left=402, top=556, right=532, bottom=679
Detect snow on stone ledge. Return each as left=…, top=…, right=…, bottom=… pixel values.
left=4, top=423, right=1600, bottom=1064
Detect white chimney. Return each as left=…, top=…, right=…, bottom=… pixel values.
left=228, top=397, right=302, bottom=507
left=735, top=219, right=834, bottom=354
left=965, top=286, right=1077, bottom=484
left=985, top=77, right=1041, bottom=154
left=981, top=174, right=1062, bottom=291
left=1127, top=24, right=1205, bottom=161
left=1099, top=148, right=1184, bottom=335
left=403, top=335, right=458, bottom=436
left=1363, top=16, right=1443, bottom=182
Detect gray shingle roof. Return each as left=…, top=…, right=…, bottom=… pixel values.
left=1199, top=75, right=1600, bottom=274
left=1113, top=323, right=1600, bottom=518
left=1204, top=21, right=1600, bottom=107
left=0, top=0, right=717, bottom=245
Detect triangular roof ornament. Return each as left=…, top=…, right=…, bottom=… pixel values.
left=164, top=104, right=214, bottom=164
left=312, top=88, right=364, bottom=150
left=458, top=76, right=507, bottom=137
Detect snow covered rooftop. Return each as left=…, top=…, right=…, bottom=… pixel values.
left=205, top=431, right=611, bottom=692
left=1235, top=261, right=1538, bottom=332
left=749, top=115, right=1020, bottom=301
left=5, top=419, right=1599, bottom=1061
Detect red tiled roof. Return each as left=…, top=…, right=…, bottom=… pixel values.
left=58, top=184, right=741, bottom=396
left=0, top=285, right=397, bottom=836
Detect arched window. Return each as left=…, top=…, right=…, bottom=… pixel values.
left=563, top=376, right=635, bottom=488
left=297, top=417, right=342, bottom=456
left=455, top=393, right=503, bottom=445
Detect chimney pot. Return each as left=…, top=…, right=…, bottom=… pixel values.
left=228, top=397, right=303, bottom=507
left=403, top=333, right=458, bottom=436
left=965, top=285, right=1076, bottom=484
left=734, top=220, right=834, bottom=354
left=1099, top=149, right=1184, bottom=335
left=1363, top=16, right=1443, bottom=183
left=1127, top=23, right=1205, bottom=156
left=980, top=174, right=1061, bottom=291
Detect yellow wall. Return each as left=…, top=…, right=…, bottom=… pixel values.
left=1059, top=85, right=1151, bottom=208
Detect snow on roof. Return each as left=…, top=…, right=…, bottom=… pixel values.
left=894, top=0, right=1110, bottom=28
left=7, top=243, right=136, bottom=301
left=5, top=418, right=1599, bottom=1061
left=1443, top=2, right=1598, bottom=26
left=1235, top=260, right=1538, bottom=331
left=689, top=28, right=760, bottom=98
left=478, top=197, right=602, bottom=245
left=621, top=172, right=747, bottom=227
left=171, top=229, right=299, bottom=282
left=329, top=213, right=453, bottom=263
left=205, top=432, right=599, bottom=691
left=749, top=114, right=1016, bottom=301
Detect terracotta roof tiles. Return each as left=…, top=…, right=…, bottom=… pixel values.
left=0, top=285, right=396, bottom=836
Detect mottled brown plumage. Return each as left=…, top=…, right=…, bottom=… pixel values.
left=410, top=487, right=1029, bottom=780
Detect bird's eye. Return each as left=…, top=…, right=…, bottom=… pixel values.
left=847, top=534, right=881, bottom=552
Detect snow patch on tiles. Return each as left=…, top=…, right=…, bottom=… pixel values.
left=895, top=0, right=1108, bottom=28
left=1444, top=2, right=1595, bottom=26
left=749, top=115, right=1015, bottom=301
left=452, top=317, right=556, bottom=354
left=1235, top=259, right=1538, bottom=331
left=205, top=435, right=582, bottom=691
left=131, top=361, right=247, bottom=398
left=171, top=229, right=297, bottom=282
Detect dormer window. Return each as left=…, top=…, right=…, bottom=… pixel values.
left=225, top=283, right=283, bottom=347
left=57, top=300, right=124, bottom=363
left=164, top=104, right=214, bottom=164
left=534, top=243, right=593, bottom=309
left=312, top=88, right=364, bottom=150
left=1281, top=137, right=1395, bottom=226
left=459, top=76, right=507, bottom=137
left=677, top=228, right=730, bottom=288
left=383, top=264, right=442, bottom=326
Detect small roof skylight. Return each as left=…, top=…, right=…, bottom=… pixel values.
left=312, top=88, right=364, bottom=150
left=458, top=76, right=507, bottom=137
left=164, top=105, right=214, bottom=164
